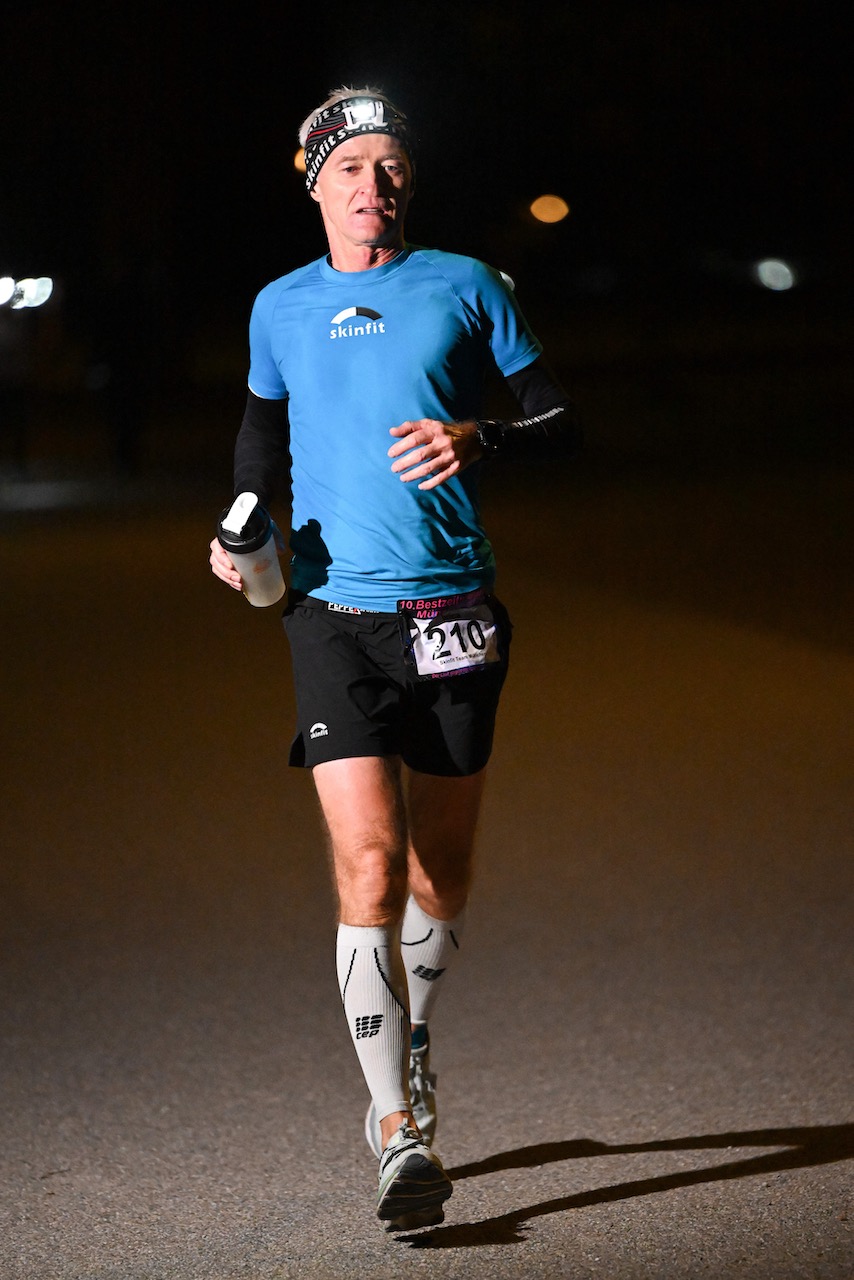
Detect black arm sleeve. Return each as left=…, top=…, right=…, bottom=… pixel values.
left=485, top=357, right=583, bottom=457
left=233, top=390, right=290, bottom=506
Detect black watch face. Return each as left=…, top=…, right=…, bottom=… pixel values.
left=478, top=421, right=501, bottom=452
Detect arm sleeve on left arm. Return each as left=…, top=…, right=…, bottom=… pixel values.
left=493, top=357, right=583, bottom=456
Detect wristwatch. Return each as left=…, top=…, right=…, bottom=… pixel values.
left=474, top=419, right=504, bottom=456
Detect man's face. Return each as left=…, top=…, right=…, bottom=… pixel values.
left=310, top=132, right=413, bottom=257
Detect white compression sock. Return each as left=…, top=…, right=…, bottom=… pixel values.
left=336, top=924, right=410, bottom=1122
left=400, top=896, right=466, bottom=1026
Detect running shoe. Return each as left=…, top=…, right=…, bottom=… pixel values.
left=365, top=1037, right=437, bottom=1158
left=376, top=1123, right=452, bottom=1231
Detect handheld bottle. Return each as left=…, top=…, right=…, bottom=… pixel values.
left=216, top=492, right=285, bottom=608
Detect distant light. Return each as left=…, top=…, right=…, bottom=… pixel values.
left=530, top=195, right=570, bottom=224
left=294, top=148, right=306, bottom=173
left=754, top=258, right=796, bottom=291
left=9, top=276, right=54, bottom=309
left=0, top=276, right=15, bottom=305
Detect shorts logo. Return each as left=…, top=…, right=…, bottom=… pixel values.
left=355, top=1014, right=383, bottom=1039
left=310, top=722, right=329, bottom=739
left=329, top=306, right=386, bottom=340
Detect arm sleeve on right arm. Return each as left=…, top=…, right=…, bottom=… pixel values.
left=233, top=390, right=290, bottom=508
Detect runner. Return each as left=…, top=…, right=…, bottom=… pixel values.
left=210, top=85, right=579, bottom=1230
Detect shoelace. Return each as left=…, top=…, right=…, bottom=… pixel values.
left=379, top=1124, right=423, bottom=1172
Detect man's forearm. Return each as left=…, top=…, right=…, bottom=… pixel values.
left=233, top=390, right=290, bottom=505
left=478, top=358, right=582, bottom=457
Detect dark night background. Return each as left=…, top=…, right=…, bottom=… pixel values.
left=2, top=10, right=853, bottom=1274
left=0, top=0, right=851, bottom=472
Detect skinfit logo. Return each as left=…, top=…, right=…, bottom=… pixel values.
left=309, top=722, right=329, bottom=739
left=329, top=306, right=385, bottom=340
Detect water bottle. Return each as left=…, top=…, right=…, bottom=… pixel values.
left=217, top=492, right=285, bottom=608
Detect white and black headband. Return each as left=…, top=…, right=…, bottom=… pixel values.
left=303, top=95, right=414, bottom=192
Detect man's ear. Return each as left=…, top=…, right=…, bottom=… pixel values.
left=309, top=186, right=322, bottom=204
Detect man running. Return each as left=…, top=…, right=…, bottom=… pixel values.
left=210, top=85, right=578, bottom=1231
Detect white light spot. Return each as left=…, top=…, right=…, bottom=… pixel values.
left=345, top=101, right=385, bottom=128
left=9, top=276, right=54, bottom=308
left=754, top=258, right=796, bottom=291
left=0, top=276, right=15, bottom=305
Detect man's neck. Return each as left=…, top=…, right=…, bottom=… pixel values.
left=326, top=241, right=405, bottom=273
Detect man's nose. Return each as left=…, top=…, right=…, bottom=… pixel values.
left=365, top=163, right=392, bottom=190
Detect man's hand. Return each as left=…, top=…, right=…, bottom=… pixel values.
left=209, top=537, right=244, bottom=591
left=209, top=519, right=286, bottom=592
left=388, top=418, right=481, bottom=491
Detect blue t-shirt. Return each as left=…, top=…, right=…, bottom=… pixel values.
left=248, top=245, right=542, bottom=610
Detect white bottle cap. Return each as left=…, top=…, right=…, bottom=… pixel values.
left=221, top=492, right=259, bottom=536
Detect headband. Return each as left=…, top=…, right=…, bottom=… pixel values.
left=303, top=96, right=414, bottom=191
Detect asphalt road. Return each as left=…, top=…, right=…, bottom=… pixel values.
left=1, top=456, right=852, bottom=1279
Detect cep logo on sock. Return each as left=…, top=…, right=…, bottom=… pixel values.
left=413, top=965, right=446, bottom=981
left=355, top=1014, right=384, bottom=1039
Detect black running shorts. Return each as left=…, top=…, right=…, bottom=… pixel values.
left=282, top=594, right=511, bottom=776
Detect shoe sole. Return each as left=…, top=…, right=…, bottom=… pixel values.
left=383, top=1204, right=446, bottom=1232
left=377, top=1152, right=453, bottom=1231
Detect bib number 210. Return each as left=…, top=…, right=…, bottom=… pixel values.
left=403, top=602, right=501, bottom=679
left=426, top=617, right=487, bottom=660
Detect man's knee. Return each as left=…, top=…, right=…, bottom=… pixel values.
left=408, top=865, right=471, bottom=921
left=335, top=838, right=409, bottom=925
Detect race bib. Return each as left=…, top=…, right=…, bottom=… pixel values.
left=398, top=589, right=502, bottom=679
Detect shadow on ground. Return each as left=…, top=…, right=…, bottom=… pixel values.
left=397, top=1123, right=854, bottom=1248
